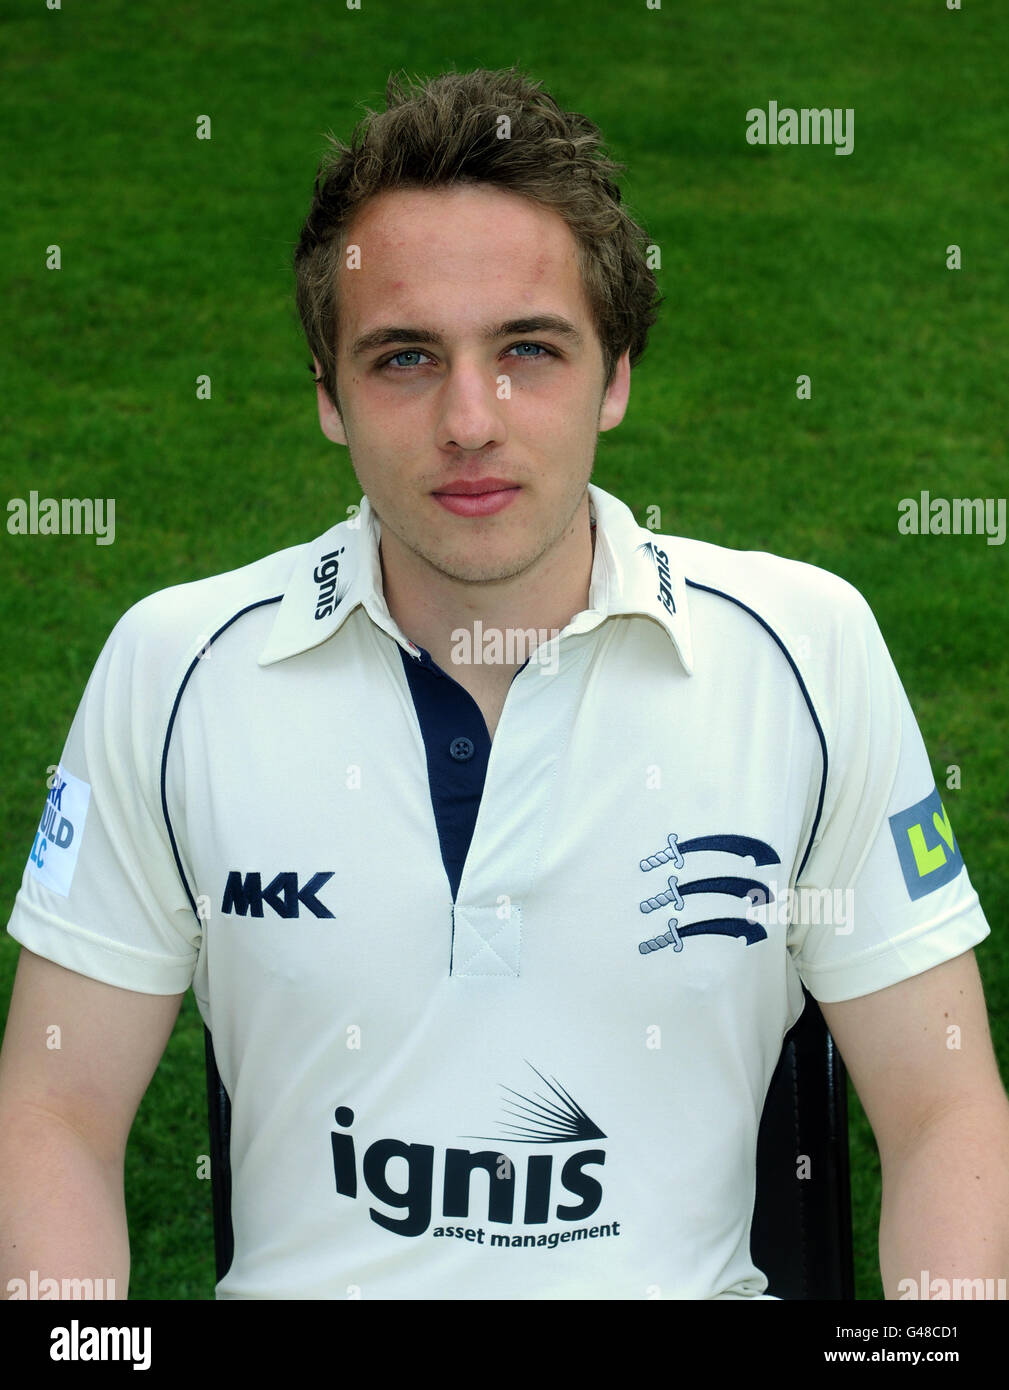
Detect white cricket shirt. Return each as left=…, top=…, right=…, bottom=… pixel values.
left=6, top=484, right=990, bottom=1299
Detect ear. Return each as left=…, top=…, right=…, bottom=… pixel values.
left=313, top=355, right=348, bottom=445
left=598, top=349, right=631, bottom=433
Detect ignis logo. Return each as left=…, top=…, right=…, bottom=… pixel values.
left=330, top=1068, right=608, bottom=1238
left=314, top=548, right=346, bottom=620
left=653, top=546, right=675, bottom=614
left=637, top=541, right=676, bottom=615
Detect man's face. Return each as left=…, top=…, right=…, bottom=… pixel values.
left=315, top=183, right=630, bottom=586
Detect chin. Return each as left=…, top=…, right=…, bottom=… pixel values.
left=430, top=547, right=536, bottom=585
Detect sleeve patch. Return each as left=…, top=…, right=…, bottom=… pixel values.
left=26, top=765, right=92, bottom=898
left=888, top=787, right=964, bottom=902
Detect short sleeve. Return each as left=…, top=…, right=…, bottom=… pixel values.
left=787, top=587, right=989, bottom=1003
left=5, top=601, right=201, bottom=995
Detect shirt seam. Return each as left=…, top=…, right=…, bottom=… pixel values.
left=794, top=890, right=984, bottom=976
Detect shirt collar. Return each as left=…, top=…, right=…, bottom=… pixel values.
left=583, top=484, right=694, bottom=674
left=258, top=484, right=693, bottom=674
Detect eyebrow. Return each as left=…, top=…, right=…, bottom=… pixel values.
left=349, top=315, right=583, bottom=358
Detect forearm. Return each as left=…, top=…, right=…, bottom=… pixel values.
left=0, top=1108, right=129, bottom=1299
left=879, top=1099, right=1009, bottom=1299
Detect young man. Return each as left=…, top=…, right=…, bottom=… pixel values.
left=2, top=68, right=1007, bottom=1301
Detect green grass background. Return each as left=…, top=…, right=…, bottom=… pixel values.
left=1, top=0, right=1006, bottom=1301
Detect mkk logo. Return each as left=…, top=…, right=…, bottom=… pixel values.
left=888, top=788, right=964, bottom=902
left=221, top=870, right=335, bottom=918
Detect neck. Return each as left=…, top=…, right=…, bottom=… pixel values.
left=379, top=500, right=596, bottom=674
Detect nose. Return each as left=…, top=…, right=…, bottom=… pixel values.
left=435, top=356, right=508, bottom=453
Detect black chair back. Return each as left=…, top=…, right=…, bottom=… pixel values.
left=750, top=990, right=855, bottom=1298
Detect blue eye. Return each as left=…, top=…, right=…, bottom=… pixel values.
left=379, top=342, right=555, bottom=372
left=386, top=350, right=428, bottom=368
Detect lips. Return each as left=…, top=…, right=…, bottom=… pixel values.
left=432, top=478, right=519, bottom=496
left=431, top=480, right=521, bottom=518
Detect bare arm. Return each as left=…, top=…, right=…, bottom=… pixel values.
left=821, top=949, right=1009, bottom=1299
left=0, top=947, right=184, bottom=1299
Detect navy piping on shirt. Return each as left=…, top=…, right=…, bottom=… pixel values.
left=160, top=597, right=284, bottom=920
left=684, top=578, right=829, bottom=882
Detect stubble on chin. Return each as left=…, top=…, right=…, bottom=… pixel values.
left=372, top=489, right=587, bottom=589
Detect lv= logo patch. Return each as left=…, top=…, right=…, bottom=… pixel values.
left=888, top=788, right=964, bottom=902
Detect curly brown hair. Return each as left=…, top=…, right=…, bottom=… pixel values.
left=293, top=66, right=661, bottom=414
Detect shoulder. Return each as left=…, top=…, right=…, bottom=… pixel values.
left=653, top=533, right=901, bottom=744
left=95, top=538, right=311, bottom=691
left=661, top=533, right=887, bottom=694
left=668, top=533, right=873, bottom=635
